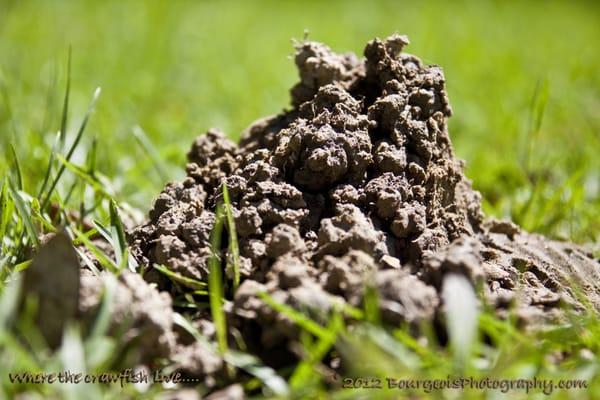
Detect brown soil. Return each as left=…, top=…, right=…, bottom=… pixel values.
left=113, top=34, right=598, bottom=388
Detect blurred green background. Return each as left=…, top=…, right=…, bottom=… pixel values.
left=1, top=0, right=599, bottom=243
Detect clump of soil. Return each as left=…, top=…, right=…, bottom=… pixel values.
left=130, top=34, right=600, bottom=378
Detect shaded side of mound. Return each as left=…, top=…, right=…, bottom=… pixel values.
left=131, top=34, right=600, bottom=365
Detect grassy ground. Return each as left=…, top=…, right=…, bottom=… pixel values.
left=0, top=0, right=599, bottom=398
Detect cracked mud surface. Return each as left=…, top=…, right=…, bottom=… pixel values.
left=125, top=34, right=600, bottom=387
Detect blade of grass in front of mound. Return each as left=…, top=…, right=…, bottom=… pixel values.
left=289, top=310, right=344, bottom=391
left=153, top=264, right=207, bottom=291
left=363, top=281, right=381, bottom=325
left=392, top=324, right=436, bottom=362
left=222, top=182, right=240, bottom=292
left=71, top=226, right=118, bottom=274
left=257, top=291, right=332, bottom=341
left=109, top=199, right=128, bottom=268
left=364, top=324, right=421, bottom=370
left=173, top=312, right=289, bottom=396
left=74, top=247, right=100, bottom=276
left=89, top=273, right=117, bottom=338
left=209, top=203, right=227, bottom=354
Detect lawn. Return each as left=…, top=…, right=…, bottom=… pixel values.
left=0, top=0, right=599, bottom=398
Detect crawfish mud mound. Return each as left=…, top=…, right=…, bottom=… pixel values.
left=131, top=34, right=600, bottom=376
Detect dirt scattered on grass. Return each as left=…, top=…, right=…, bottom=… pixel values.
left=96, top=34, right=600, bottom=390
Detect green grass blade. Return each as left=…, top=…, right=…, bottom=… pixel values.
left=208, top=203, right=227, bottom=354
left=30, top=198, right=56, bottom=233
left=530, top=78, right=549, bottom=141
left=363, top=324, right=421, bottom=369
left=71, top=226, right=118, bottom=274
left=337, top=301, right=364, bottom=320
left=0, top=331, right=42, bottom=373
left=90, top=274, right=116, bottom=338
left=289, top=310, right=343, bottom=390
left=59, top=47, right=72, bottom=153
left=54, top=154, right=111, bottom=198
left=8, top=183, right=39, bottom=247
left=13, top=260, right=31, bottom=273
left=172, top=312, right=214, bottom=348
left=173, top=312, right=289, bottom=396
left=74, top=247, right=100, bottom=276
left=363, top=282, right=381, bottom=325
left=523, top=78, right=550, bottom=175
left=222, top=182, right=240, bottom=292
left=41, top=87, right=101, bottom=210
left=109, top=199, right=127, bottom=267
left=92, top=219, right=112, bottom=243
left=0, top=179, right=14, bottom=243
left=37, top=132, right=61, bottom=199
left=393, top=328, right=434, bottom=359
left=87, top=136, right=98, bottom=177
left=0, top=255, right=10, bottom=281
left=153, top=264, right=207, bottom=290
left=223, top=350, right=290, bottom=396
left=132, top=125, right=169, bottom=182
left=258, top=291, right=332, bottom=341
left=37, top=46, right=71, bottom=199
left=8, top=144, right=23, bottom=191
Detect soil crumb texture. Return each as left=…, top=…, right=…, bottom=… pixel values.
left=130, top=34, right=600, bottom=383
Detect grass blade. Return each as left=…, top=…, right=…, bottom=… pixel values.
left=74, top=247, right=100, bottom=276
left=258, top=291, right=332, bottom=341
left=222, top=182, right=240, bottom=292
left=153, top=264, right=207, bottom=290
left=363, top=282, right=381, bottom=325
left=208, top=203, right=227, bottom=354
left=8, top=144, right=23, bottom=191
left=41, top=87, right=101, bottom=210
left=38, top=49, right=71, bottom=199
left=37, top=132, right=61, bottom=200
left=109, top=200, right=127, bottom=266
left=58, top=47, right=72, bottom=153
left=92, top=219, right=112, bottom=244
left=224, top=350, right=290, bottom=396
left=71, top=226, right=118, bottom=274
left=289, top=311, right=343, bottom=389
left=173, top=312, right=289, bottom=396
left=90, top=274, right=116, bottom=338
left=523, top=78, right=550, bottom=175
left=0, top=179, right=14, bottom=243
left=87, top=136, right=98, bottom=177
left=364, top=325, right=421, bottom=368
left=8, top=183, right=39, bottom=247
left=132, top=125, right=169, bottom=182
left=54, top=154, right=111, bottom=198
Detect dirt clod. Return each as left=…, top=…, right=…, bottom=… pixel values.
left=130, top=34, right=600, bottom=384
